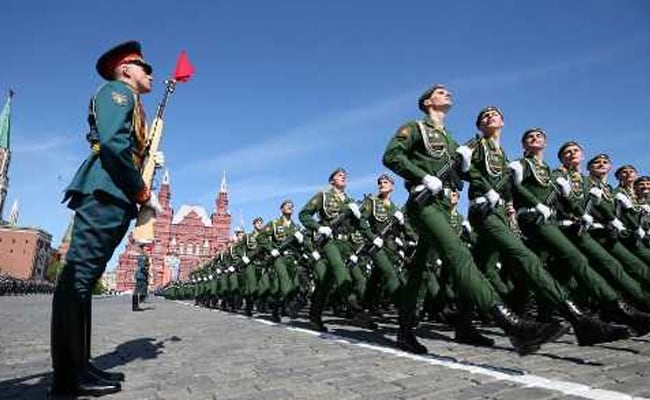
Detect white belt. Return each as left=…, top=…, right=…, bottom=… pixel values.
left=591, top=223, right=604, bottom=230
left=558, top=220, right=574, bottom=227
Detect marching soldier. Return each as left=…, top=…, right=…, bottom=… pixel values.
left=50, top=41, right=163, bottom=397
left=468, top=107, right=627, bottom=346
left=509, top=128, right=649, bottom=335
left=299, top=168, right=376, bottom=332
left=382, top=84, right=566, bottom=355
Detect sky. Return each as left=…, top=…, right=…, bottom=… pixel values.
left=2, top=0, right=649, bottom=271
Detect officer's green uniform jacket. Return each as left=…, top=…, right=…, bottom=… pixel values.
left=259, top=216, right=302, bottom=257
left=614, top=185, right=644, bottom=231
left=383, top=118, right=462, bottom=208
left=468, top=137, right=511, bottom=208
left=551, top=166, right=594, bottom=222
left=360, top=195, right=403, bottom=256
left=64, top=80, right=147, bottom=211
left=511, top=155, right=557, bottom=224
left=586, top=175, right=618, bottom=225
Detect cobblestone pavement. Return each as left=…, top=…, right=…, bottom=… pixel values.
left=1, top=295, right=650, bottom=400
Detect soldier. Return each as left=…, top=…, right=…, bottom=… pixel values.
left=586, top=154, right=650, bottom=279
left=299, top=168, right=376, bottom=332
left=383, top=84, right=566, bottom=355
left=258, top=199, right=306, bottom=321
left=132, top=244, right=150, bottom=311
left=509, top=129, right=649, bottom=334
left=614, top=165, right=650, bottom=252
left=469, top=107, right=628, bottom=346
left=240, top=217, right=265, bottom=316
left=50, top=41, right=163, bottom=397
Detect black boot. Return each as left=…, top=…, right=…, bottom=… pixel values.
left=454, top=308, right=494, bottom=347
left=132, top=294, right=143, bottom=311
left=490, top=304, right=569, bottom=356
left=309, top=305, right=328, bottom=332
left=600, top=299, right=650, bottom=337
left=562, top=300, right=630, bottom=346
left=271, top=300, right=282, bottom=323
left=396, top=311, right=427, bottom=354
left=244, top=296, right=254, bottom=317
left=83, top=299, right=125, bottom=382
left=348, top=295, right=378, bottom=330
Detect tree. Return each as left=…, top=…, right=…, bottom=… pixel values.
left=45, top=259, right=63, bottom=283
left=93, top=279, right=107, bottom=295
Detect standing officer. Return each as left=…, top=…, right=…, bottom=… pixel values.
left=382, top=84, right=566, bottom=355
left=50, top=41, right=162, bottom=397
left=132, top=244, right=150, bottom=311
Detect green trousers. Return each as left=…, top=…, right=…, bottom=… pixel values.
left=562, top=228, right=649, bottom=307
left=401, top=200, right=500, bottom=318
left=470, top=209, right=568, bottom=307
left=242, top=264, right=258, bottom=297
left=591, top=230, right=650, bottom=287
left=272, top=257, right=297, bottom=298
left=520, top=221, right=619, bottom=303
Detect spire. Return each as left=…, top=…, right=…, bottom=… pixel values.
left=0, top=89, right=13, bottom=150
left=7, top=199, right=18, bottom=226
left=162, top=168, right=170, bottom=185
left=220, top=170, right=227, bottom=193
left=61, top=212, right=75, bottom=244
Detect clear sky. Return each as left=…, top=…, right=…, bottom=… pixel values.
left=2, top=0, right=649, bottom=271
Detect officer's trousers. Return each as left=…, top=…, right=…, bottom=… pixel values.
left=401, top=200, right=499, bottom=320
left=51, top=194, right=132, bottom=388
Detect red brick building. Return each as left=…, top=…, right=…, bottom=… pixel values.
left=115, top=170, right=231, bottom=291
left=0, top=225, right=53, bottom=280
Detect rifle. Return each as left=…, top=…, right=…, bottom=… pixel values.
left=133, top=79, right=177, bottom=244
left=576, top=194, right=595, bottom=236
left=312, top=207, right=354, bottom=248
left=413, top=135, right=479, bottom=206
left=351, top=214, right=401, bottom=259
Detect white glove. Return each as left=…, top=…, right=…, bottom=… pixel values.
left=615, top=192, right=634, bottom=209
left=641, top=204, right=650, bottom=214
left=407, top=240, right=417, bottom=248
left=241, top=256, right=250, bottom=265
left=589, top=187, right=603, bottom=205
left=293, top=231, right=304, bottom=244
left=349, top=254, right=359, bottom=264
left=456, top=145, right=473, bottom=173
left=270, top=249, right=280, bottom=258
left=209, top=274, right=213, bottom=280
left=398, top=250, right=405, bottom=259
left=216, top=269, right=222, bottom=274
left=365, top=264, right=373, bottom=273
left=580, top=214, right=594, bottom=230
left=372, top=237, right=384, bottom=248
left=435, top=259, right=443, bottom=267
left=142, top=191, right=163, bottom=214
left=495, top=261, right=502, bottom=270
left=395, top=237, right=404, bottom=247
left=347, top=202, right=361, bottom=219
left=393, top=210, right=404, bottom=225
left=555, top=177, right=572, bottom=198
left=485, top=189, right=501, bottom=208
left=311, top=251, right=321, bottom=261
left=317, top=226, right=332, bottom=237
left=422, top=174, right=443, bottom=194
left=228, top=266, right=235, bottom=273
left=610, top=218, right=625, bottom=233
left=636, top=227, right=646, bottom=240
left=535, top=203, right=552, bottom=222
left=153, top=151, right=165, bottom=168
left=508, top=161, right=524, bottom=185
left=461, top=220, right=472, bottom=234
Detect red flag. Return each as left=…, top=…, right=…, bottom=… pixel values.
left=173, top=51, right=195, bottom=83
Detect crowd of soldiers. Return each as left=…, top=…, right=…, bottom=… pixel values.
left=0, top=272, right=55, bottom=296
left=162, top=84, right=650, bottom=357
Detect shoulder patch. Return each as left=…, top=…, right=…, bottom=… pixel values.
left=111, top=91, right=128, bottom=106
left=396, top=126, right=411, bottom=139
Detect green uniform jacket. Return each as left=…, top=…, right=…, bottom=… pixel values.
left=468, top=137, right=510, bottom=202
left=64, top=80, right=146, bottom=210
left=382, top=117, right=461, bottom=193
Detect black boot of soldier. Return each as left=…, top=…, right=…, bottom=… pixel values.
left=454, top=309, right=494, bottom=347
left=244, top=296, right=254, bottom=317
left=490, top=304, right=569, bottom=356
left=271, top=300, right=282, bottom=323
left=396, top=311, right=427, bottom=354
left=600, top=299, right=650, bottom=337
left=562, top=300, right=630, bottom=346
left=348, top=295, right=378, bottom=330
left=308, top=304, right=328, bottom=332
